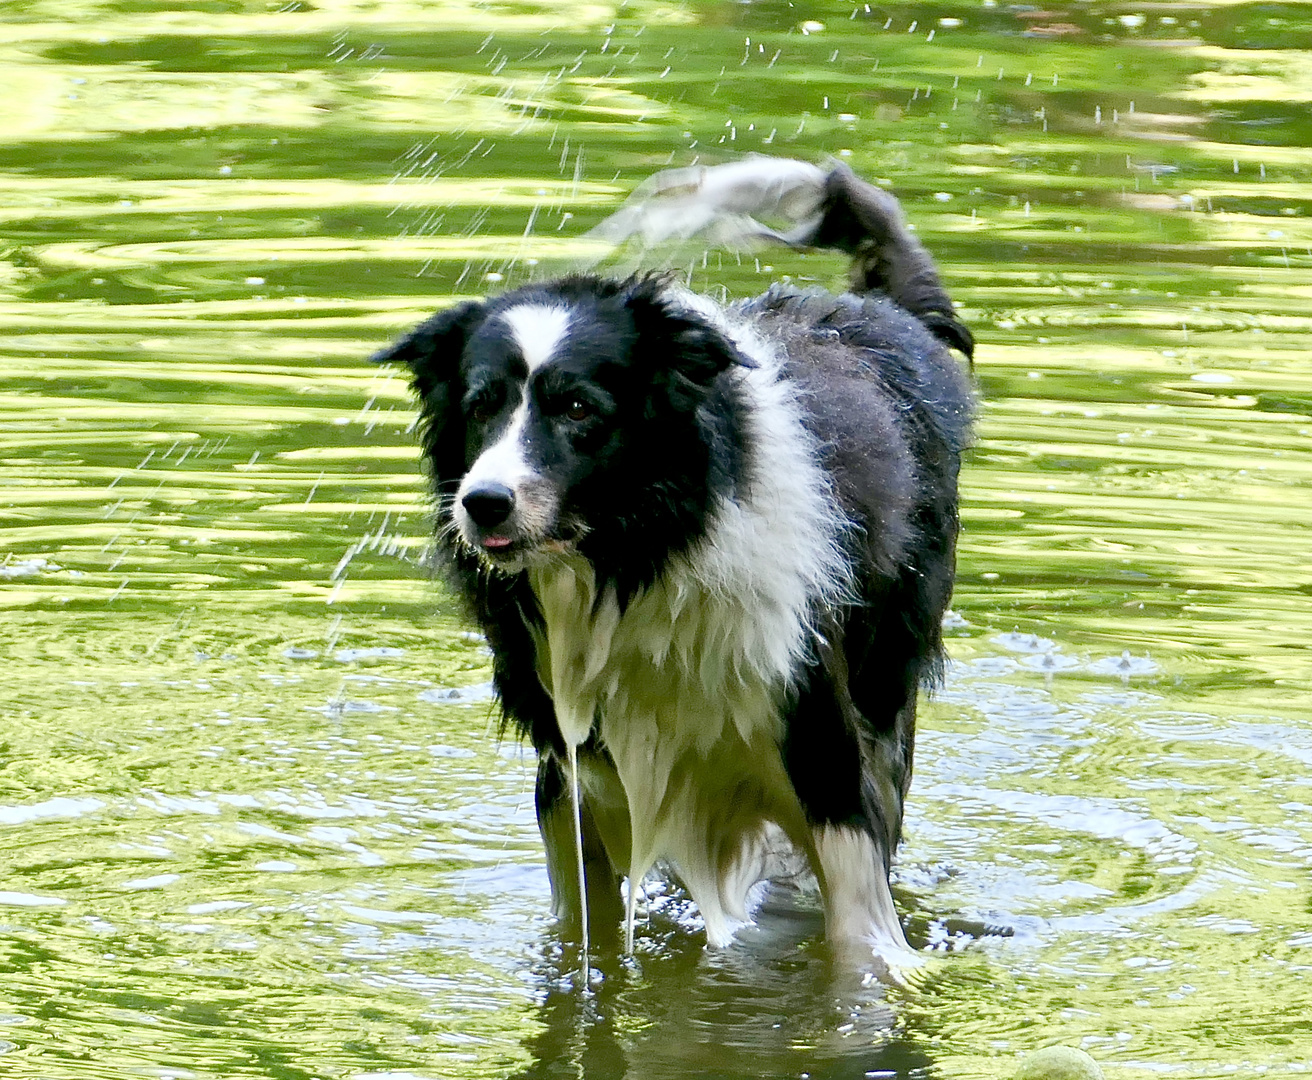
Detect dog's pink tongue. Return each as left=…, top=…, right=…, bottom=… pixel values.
left=482, top=536, right=512, bottom=550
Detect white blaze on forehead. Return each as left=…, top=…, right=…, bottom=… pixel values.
left=461, top=401, right=531, bottom=491
left=500, top=303, right=573, bottom=371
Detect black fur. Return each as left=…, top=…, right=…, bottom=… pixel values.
left=744, top=286, right=972, bottom=865
left=371, top=163, right=973, bottom=956
left=375, top=275, right=752, bottom=610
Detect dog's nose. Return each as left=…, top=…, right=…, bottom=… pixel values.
left=461, top=482, right=516, bottom=528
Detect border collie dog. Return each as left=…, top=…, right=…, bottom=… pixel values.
left=372, top=159, right=973, bottom=976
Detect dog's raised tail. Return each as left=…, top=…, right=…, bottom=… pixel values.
left=588, top=155, right=973, bottom=360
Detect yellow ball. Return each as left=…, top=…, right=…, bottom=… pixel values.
left=1013, top=1046, right=1105, bottom=1080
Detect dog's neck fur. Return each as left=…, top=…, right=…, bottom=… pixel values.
left=523, top=341, right=852, bottom=942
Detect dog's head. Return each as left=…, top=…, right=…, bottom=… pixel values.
left=372, top=275, right=751, bottom=580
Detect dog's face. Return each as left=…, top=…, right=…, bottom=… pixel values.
left=372, top=277, right=747, bottom=576
left=446, top=298, right=635, bottom=570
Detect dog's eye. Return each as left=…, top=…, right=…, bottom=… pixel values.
left=468, top=390, right=503, bottom=424
left=565, top=398, right=593, bottom=422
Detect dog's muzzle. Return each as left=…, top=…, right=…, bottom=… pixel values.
left=462, top=482, right=515, bottom=528
left=460, top=481, right=516, bottom=553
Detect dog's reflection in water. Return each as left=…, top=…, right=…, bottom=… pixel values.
left=509, top=880, right=940, bottom=1080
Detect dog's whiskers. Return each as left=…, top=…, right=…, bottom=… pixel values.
left=433, top=516, right=460, bottom=545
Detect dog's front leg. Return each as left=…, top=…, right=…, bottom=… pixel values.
left=535, top=753, right=625, bottom=945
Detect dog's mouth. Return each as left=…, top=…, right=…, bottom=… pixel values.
left=465, top=527, right=577, bottom=566
left=453, top=477, right=581, bottom=567
left=467, top=530, right=522, bottom=564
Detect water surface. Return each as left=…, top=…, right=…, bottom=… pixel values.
left=2, top=2, right=1311, bottom=1078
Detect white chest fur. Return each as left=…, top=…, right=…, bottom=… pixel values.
left=529, top=555, right=815, bottom=943
left=525, top=356, right=852, bottom=943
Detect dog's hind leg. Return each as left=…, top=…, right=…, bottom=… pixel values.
left=783, top=637, right=924, bottom=979
left=812, top=823, right=921, bottom=980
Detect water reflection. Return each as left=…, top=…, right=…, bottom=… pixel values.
left=2, top=0, right=1311, bottom=1077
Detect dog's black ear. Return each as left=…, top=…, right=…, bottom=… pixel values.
left=369, top=300, right=486, bottom=401
left=621, top=276, right=753, bottom=388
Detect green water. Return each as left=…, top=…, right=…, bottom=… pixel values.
left=2, top=2, right=1310, bottom=1077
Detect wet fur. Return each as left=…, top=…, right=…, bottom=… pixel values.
left=371, top=162, right=973, bottom=971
